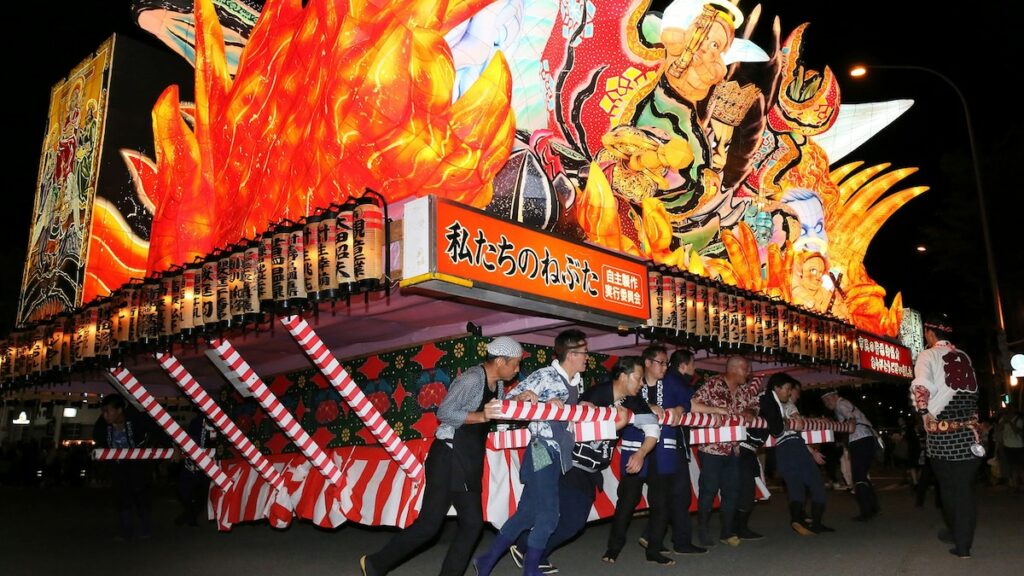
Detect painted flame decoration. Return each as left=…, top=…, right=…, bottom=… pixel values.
left=144, top=0, right=514, bottom=273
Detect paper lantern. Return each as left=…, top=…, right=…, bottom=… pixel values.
left=776, top=303, right=789, bottom=353
left=695, top=281, right=708, bottom=337
left=46, top=316, right=67, bottom=371
left=303, top=215, right=321, bottom=298
left=216, top=249, right=233, bottom=327
left=94, top=299, right=114, bottom=358
left=160, top=271, right=182, bottom=339
left=270, top=222, right=290, bottom=307
left=707, top=285, right=720, bottom=342
left=684, top=278, right=697, bottom=335
left=313, top=206, right=339, bottom=300
left=648, top=270, right=662, bottom=328
left=258, top=229, right=275, bottom=308
left=660, top=273, right=676, bottom=330
left=353, top=196, right=385, bottom=289
left=240, top=236, right=262, bottom=317
left=180, top=260, right=202, bottom=335
left=335, top=199, right=357, bottom=293
left=28, top=325, right=47, bottom=374
left=0, top=338, right=11, bottom=382
left=139, top=277, right=163, bottom=345
left=73, top=306, right=98, bottom=361
left=286, top=221, right=308, bottom=307
left=729, top=291, right=744, bottom=347
left=201, top=253, right=220, bottom=327
left=673, top=276, right=685, bottom=332
left=10, top=332, right=26, bottom=378
left=226, top=245, right=246, bottom=323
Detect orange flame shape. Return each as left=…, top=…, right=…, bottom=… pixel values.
left=146, top=0, right=514, bottom=272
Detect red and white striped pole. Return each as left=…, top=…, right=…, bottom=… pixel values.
left=493, top=401, right=853, bottom=432
left=281, top=316, right=424, bottom=483
left=107, top=366, right=231, bottom=489
left=208, top=338, right=343, bottom=488
left=91, top=448, right=176, bottom=460
left=154, top=352, right=286, bottom=491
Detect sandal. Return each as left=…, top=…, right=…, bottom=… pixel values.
left=601, top=549, right=620, bottom=564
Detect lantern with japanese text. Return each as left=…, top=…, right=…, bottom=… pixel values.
left=286, top=220, right=308, bottom=308
left=180, top=260, right=202, bottom=335
left=216, top=249, right=233, bottom=328
left=237, top=240, right=261, bottom=322
left=160, top=269, right=182, bottom=339
left=335, top=199, right=357, bottom=293
left=660, top=272, right=676, bottom=330
left=354, top=195, right=386, bottom=290
left=648, top=269, right=662, bottom=328
left=95, top=299, right=114, bottom=358
left=200, top=253, right=220, bottom=327
left=312, top=206, right=339, bottom=300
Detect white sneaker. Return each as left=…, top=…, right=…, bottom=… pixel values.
left=509, top=544, right=559, bottom=574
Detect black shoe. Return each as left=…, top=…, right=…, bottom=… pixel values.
left=672, top=543, right=707, bottom=555
left=937, top=529, right=954, bottom=544
left=737, top=526, right=764, bottom=540
left=645, top=551, right=676, bottom=566
left=637, top=537, right=670, bottom=555
left=949, top=548, right=971, bottom=559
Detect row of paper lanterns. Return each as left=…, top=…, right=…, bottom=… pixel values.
left=1, top=194, right=388, bottom=386
left=646, top=268, right=860, bottom=367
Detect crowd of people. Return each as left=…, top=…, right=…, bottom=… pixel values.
left=359, top=330, right=896, bottom=576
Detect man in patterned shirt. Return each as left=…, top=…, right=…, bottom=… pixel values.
left=909, top=313, right=982, bottom=559
left=474, top=329, right=588, bottom=576
left=690, top=356, right=762, bottom=546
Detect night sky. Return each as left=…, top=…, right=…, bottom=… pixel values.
left=4, top=1, right=1021, bottom=384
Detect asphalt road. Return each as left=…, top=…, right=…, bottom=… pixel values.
left=2, top=474, right=1021, bottom=575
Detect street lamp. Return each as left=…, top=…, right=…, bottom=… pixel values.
left=849, top=64, right=1010, bottom=392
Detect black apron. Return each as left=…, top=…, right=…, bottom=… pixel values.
left=449, top=366, right=497, bottom=492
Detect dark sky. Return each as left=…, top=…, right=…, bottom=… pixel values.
left=5, top=1, right=1021, bottom=365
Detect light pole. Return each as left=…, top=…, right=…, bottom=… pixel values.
left=849, top=64, right=1011, bottom=398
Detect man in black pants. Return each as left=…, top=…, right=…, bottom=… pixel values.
left=602, top=345, right=677, bottom=565
left=762, top=373, right=834, bottom=535
left=360, top=337, right=525, bottom=576
left=640, top=349, right=708, bottom=554
left=822, top=390, right=879, bottom=521
left=910, top=313, right=983, bottom=559
left=510, top=356, right=658, bottom=573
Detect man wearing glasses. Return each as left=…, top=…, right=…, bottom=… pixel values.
left=604, top=344, right=682, bottom=565
left=474, top=329, right=588, bottom=576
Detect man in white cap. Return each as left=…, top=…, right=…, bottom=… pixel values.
left=361, top=336, right=527, bottom=576
left=821, top=389, right=880, bottom=521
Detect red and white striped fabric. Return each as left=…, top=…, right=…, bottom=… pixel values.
left=689, top=426, right=747, bottom=444
left=91, top=448, right=175, bottom=460
left=487, top=428, right=531, bottom=450
left=215, top=439, right=773, bottom=529
left=155, top=352, right=294, bottom=529
left=209, top=338, right=344, bottom=491
left=215, top=442, right=430, bottom=529
left=281, top=316, right=424, bottom=484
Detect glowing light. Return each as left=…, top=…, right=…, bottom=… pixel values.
left=849, top=66, right=867, bottom=77
left=916, top=245, right=927, bottom=253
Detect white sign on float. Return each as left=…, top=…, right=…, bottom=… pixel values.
left=899, top=308, right=924, bottom=361
left=1011, top=353, right=1024, bottom=378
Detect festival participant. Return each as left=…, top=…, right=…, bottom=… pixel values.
left=175, top=415, right=215, bottom=527
left=510, top=356, right=659, bottom=574
left=762, top=373, right=833, bottom=535
left=690, top=355, right=761, bottom=546
left=821, top=390, right=880, bottom=521
left=909, top=313, right=983, bottom=558
left=92, top=394, right=156, bottom=541
left=360, top=337, right=525, bottom=576
left=640, top=348, right=707, bottom=554
left=603, top=345, right=678, bottom=565
left=473, top=329, right=588, bottom=576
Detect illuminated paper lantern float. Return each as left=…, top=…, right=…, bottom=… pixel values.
left=353, top=194, right=387, bottom=291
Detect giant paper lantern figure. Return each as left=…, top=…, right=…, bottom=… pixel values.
left=101, top=0, right=927, bottom=339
